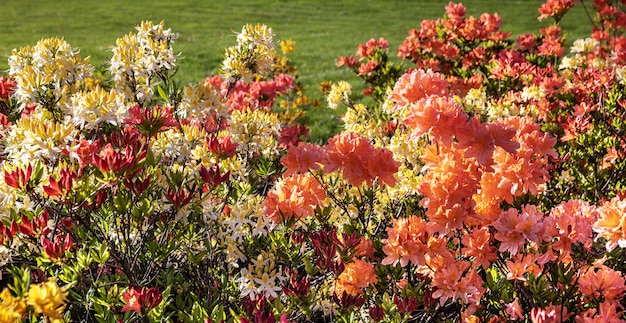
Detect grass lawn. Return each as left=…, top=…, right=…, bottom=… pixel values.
left=0, top=0, right=593, bottom=141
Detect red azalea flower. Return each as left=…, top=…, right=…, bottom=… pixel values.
left=4, top=163, right=32, bottom=190
left=125, top=104, right=178, bottom=136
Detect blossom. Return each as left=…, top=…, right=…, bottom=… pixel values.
left=0, top=76, right=16, bottom=102
left=262, top=173, right=326, bottom=224
left=430, top=260, right=480, bottom=306
left=280, top=142, right=326, bottom=177
left=326, top=81, right=351, bottom=109
left=456, top=118, right=519, bottom=165
left=493, top=206, right=546, bottom=255
left=381, top=216, right=431, bottom=267
left=335, top=258, right=378, bottom=296
left=578, top=264, right=626, bottom=302
left=222, top=24, right=276, bottom=83
left=8, top=37, right=92, bottom=109
left=531, top=304, right=572, bottom=323
left=403, top=96, right=468, bottom=145
left=389, top=69, right=449, bottom=110
left=121, top=286, right=163, bottom=314
left=27, top=280, right=68, bottom=319
left=323, top=132, right=400, bottom=187
left=594, top=196, right=626, bottom=251
left=418, top=142, right=480, bottom=234
left=546, top=200, right=597, bottom=262
left=125, top=104, right=178, bottom=136
left=110, top=21, right=178, bottom=102
left=538, top=0, right=576, bottom=22
left=505, top=253, right=541, bottom=281
left=0, top=288, right=26, bottom=322
left=461, top=227, right=497, bottom=270
left=505, top=299, right=524, bottom=320
left=279, top=39, right=295, bottom=54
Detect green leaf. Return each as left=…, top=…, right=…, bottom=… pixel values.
left=157, top=85, right=169, bottom=103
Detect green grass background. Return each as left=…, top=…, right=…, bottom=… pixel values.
left=0, top=0, right=593, bottom=141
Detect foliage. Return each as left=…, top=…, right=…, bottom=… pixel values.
left=2, top=0, right=626, bottom=322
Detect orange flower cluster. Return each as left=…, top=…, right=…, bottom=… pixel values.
left=323, top=132, right=400, bottom=187
left=262, top=173, right=326, bottom=224
left=594, top=196, right=626, bottom=252
left=404, top=96, right=467, bottom=144
left=545, top=200, right=597, bottom=263
left=335, top=258, right=378, bottom=296
left=493, top=205, right=546, bottom=256
left=474, top=116, right=557, bottom=223
left=389, top=69, right=449, bottom=110
left=418, top=142, right=480, bottom=234
left=280, top=142, right=326, bottom=177
left=578, top=263, right=626, bottom=304
left=430, top=260, right=483, bottom=307
left=381, top=216, right=431, bottom=267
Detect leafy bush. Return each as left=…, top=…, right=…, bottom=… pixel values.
left=2, top=0, right=626, bottom=322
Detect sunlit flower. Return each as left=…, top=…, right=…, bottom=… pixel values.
left=279, top=39, right=296, bottom=54
left=381, top=215, right=431, bottom=267
left=27, top=279, right=68, bottom=319
left=323, top=132, right=400, bottom=187
left=335, top=258, right=378, bottom=296
left=110, top=21, right=177, bottom=102
left=0, top=288, right=26, bottom=322
left=389, top=69, right=449, bottom=111
left=262, top=173, right=326, bottom=224
left=327, top=81, right=351, bottom=110
left=280, top=142, right=326, bottom=177
left=8, top=37, right=92, bottom=110
left=66, top=85, right=128, bottom=130
left=578, top=264, right=626, bottom=302
left=594, top=196, right=626, bottom=251
left=431, top=260, right=480, bottom=306
left=222, top=24, right=276, bottom=83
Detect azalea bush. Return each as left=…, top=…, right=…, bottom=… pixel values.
left=2, top=0, right=626, bottom=322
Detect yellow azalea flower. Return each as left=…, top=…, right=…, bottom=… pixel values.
left=326, top=81, right=351, bottom=110
left=279, top=39, right=296, bottom=54
left=8, top=37, right=92, bottom=110
left=222, top=24, right=276, bottom=83
left=0, top=288, right=26, bottom=322
left=229, top=109, right=280, bottom=158
left=26, top=280, right=68, bottom=319
left=179, top=80, right=226, bottom=120
left=66, top=85, right=128, bottom=130
left=4, top=112, right=77, bottom=164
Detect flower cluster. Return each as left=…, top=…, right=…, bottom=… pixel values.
left=3, top=1, right=626, bottom=322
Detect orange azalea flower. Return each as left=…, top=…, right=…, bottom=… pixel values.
left=418, top=142, right=480, bottom=234
left=389, top=69, right=449, bottom=109
left=577, top=301, right=626, bottom=322
left=404, top=96, right=467, bottom=145
left=494, top=206, right=546, bottom=255
left=456, top=118, right=519, bottom=165
left=430, top=260, right=480, bottom=306
left=280, top=142, right=326, bottom=177
left=323, top=132, right=400, bottom=187
left=335, top=258, right=378, bottom=296
left=538, top=0, right=575, bottom=22
left=381, top=216, right=430, bottom=267
left=505, top=299, right=524, bottom=320
left=262, top=173, right=326, bottom=224
left=578, top=264, right=626, bottom=302
left=594, top=196, right=626, bottom=251
left=492, top=116, right=556, bottom=198
left=546, top=200, right=597, bottom=263
left=355, top=237, right=376, bottom=259
left=505, top=253, right=541, bottom=282
left=462, top=227, right=497, bottom=270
